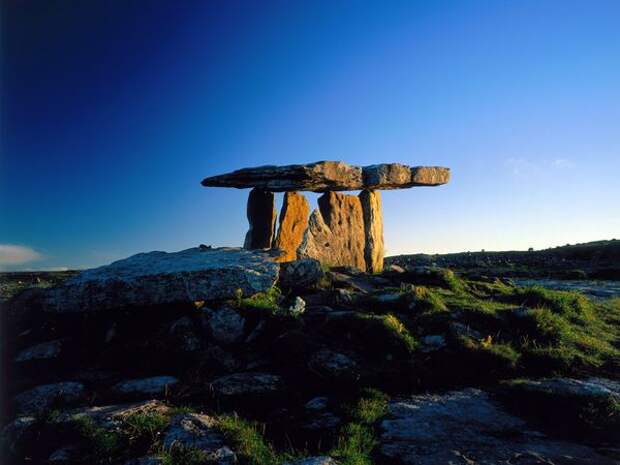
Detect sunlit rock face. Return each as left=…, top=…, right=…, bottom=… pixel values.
left=20, top=247, right=280, bottom=313
left=273, top=191, right=310, bottom=262
left=202, top=161, right=450, bottom=271
left=297, top=192, right=367, bottom=271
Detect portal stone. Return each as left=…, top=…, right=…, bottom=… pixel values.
left=359, top=190, right=384, bottom=273
left=297, top=192, right=366, bottom=271
left=273, top=192, right=310, bottom=262
left=244, top=188, right=276, bottom=249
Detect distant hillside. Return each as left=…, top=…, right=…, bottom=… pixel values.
left=387, top=239, right=620, bottom=280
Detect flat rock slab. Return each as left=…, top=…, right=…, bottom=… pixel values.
left=202, top=161, right=450, bottom=192
left=22, top=247, right=279, bottom=313
left=379, top=388, right=615, bottom=465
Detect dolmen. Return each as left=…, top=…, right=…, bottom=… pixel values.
left=202, top=161, right=450, bottom=273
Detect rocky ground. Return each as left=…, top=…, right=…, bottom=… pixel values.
left=1, top=253, right=619, bottom=464
left=387, top=239, right=620, bottom=281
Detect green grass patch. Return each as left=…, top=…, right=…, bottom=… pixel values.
left=330, top=388, right=390, bottom=465
left=123, top=411, right=170, bottom=446
left=236, top=286, right=282, bottom=313
left=74, top=416, right=123, bottom=463
left=159, top=446, right=213, bottom=465
left=217, top=415, right=278, bottom=465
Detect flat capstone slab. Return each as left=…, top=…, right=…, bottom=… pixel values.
left=201, top=161, right=450, bottom=192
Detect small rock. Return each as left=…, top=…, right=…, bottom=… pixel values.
left=204, top=345, right=240, bottom=372
left=505, top=377, right=620, bottom=399
left=334, top=288, right=357, bottom=305
left=14, top=382, right=86, bottom=415
left=210, top=372, right=283, bottom=397
left=308, top=349, right=358, bottom=379
left=305, top=397, right=329, bottom=411
left=162, top=413, right=236, bottom=464
left=48, top=446, right=79, bottom=463
left=112, top=376, right=179, bottom=398
left=449, top=322, right=482, bottom=340
left=286, top=297, right=306, bottom=317
left=14, top=339, right=64, bottom=363
left=387, top=264, right=406, bottom=273
left=303, top=412, right=341, bottom=431
left=124, top=457, right=164, bottom=465
left=1, top=416, right=36, bottom=454
left=205, top=307, right=245, bottom=345
left=169, top=317, right=203, bottom=352
left=420, top=335, right=447, bottom=353
left=279, top=258, right=325, bottom=289
left=374, top=292, right=402, bottom=303
left=283, top=457, right=338, bottom=465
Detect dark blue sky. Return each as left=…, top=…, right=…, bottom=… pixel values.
left=2, top=0, right=619, bottom=270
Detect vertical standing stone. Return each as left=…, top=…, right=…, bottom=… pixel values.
left=243, top=188, right=276, bottom=249
left=359, top=190, right=384, bottom=273
left=273, top=192, right=310, bottom=262
left=297, top=192, right=366, bottom=271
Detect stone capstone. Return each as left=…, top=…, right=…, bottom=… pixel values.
left=297, top=192, right=366, bottom=271
left=273, top=191, right=310, bottom=261
left=359, top=190, right=384, bottom=273
left=201, top=161, right=449, bottom=192
left=19, top=247, right=279, bottom=313
left=244, top=188, right=277, bottom=249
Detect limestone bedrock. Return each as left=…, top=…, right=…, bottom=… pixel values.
left=201, top=161, right=450, bottom=192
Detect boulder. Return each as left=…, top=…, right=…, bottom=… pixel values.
left=286, top=296, right=306, bottom=317
left=161, top=413, right=236, bottom=464
left=308, top=349, right=358, bottom=379
left=18, top=247, right=279, bottom=313
left=210, top=372, right=283, bottom=398
left=297, top=192, right=366, bottom=271
left=283, top=458, right=338, bottom=465
left=1, top=416, right=37, bottom=454
left=279, top=259, right=325, bottom=289
left=379, top=388, right=615, bottom=465
left=14, top=382, right=86, bottom=415
left=504, top=377, right=620, bottom=399
left=244, top=188, right=277, bottom=249
left=14, top=339, right=64, bottom=363
left=201, top=161, right=449, bottom=191
left=111, top=376, right=179, bottom=398
left=205, top=307, right=245, bottom=345
left=53, top=400, right=170, bottom=429
left=168, top=316, right=203, bottom=352
left=274, top=191, right=310, bottom=262
left=359, top=190, right=384, bottom=273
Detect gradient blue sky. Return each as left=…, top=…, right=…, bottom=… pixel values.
left=1, top=0, right=619, bottom=271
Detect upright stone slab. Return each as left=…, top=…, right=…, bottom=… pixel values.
left=297, top=192, right=366, bottom=271
left=359, top=190, right=384, bottom=273
left=273, top=192, right=310, bottom=262
left=244, top=188, right=277, bottom=249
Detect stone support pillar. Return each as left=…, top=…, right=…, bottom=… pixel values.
left=243, top=188, right=277, bottom=249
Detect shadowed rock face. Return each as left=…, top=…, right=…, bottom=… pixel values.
left=297, top=192, right=366, bottom=271
left=274, top=192, right=310, bottom=262
left=201, top=161, right=450, bottom=192
left=244, top=188, right=277, bottom=249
